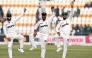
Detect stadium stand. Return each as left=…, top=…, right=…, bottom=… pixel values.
left=0, top=0, right=92, bottom=36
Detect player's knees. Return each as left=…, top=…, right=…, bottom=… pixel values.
left=21, top=35, right=24, bottom=38
left=8, top=47, right=12, bottom=49
left=19, top=35, right=24, bottom=39
left=8, top=45, right=12, bottom=49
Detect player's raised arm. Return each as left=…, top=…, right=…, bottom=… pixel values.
left=48, top=5, right=55, bottom=23
left=68, top=1, right=74, bottom=20
left=13, top=8, right=26, bottom=23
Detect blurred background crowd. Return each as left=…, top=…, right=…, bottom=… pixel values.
left=0, top=0, right=92, bottom=36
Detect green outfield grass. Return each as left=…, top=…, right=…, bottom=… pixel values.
left=0, top=45, right=92, bottom=58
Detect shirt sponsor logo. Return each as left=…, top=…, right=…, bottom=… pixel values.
left=62, top=23, right=69, bottom=27
left=7, top=25, right=14, bottom=28
left=40, top=25, right=48, bottom=27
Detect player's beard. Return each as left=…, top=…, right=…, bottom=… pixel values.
left=7, top=18, right=11, bottom=21
left=63, top=17, right=66, bottom=20
left=42, top=19, right=46, bottom=21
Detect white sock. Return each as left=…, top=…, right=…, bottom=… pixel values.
left=8, top=47, right=12, bottom=58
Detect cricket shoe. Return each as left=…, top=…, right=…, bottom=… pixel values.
left=56, top=47, right=62, bottom=52
left=18, top=48, right=24, bottom=53
left=29, top=47, right=37, bottom=50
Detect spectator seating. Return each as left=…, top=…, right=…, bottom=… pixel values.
left=0, top=0, right=92, bottom=35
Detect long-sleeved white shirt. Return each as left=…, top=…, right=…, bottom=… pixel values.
left=56, top=8, right=73, bottom=34
left=3, top=11, right=24, bottom=37
left=34, top=12, right=55, bottom=34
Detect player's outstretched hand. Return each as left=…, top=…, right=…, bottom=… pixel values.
left=24, top=8, right=26, bottom=12
left=57, top=32, right=60, bottom=36
left=7, top=37, right=11, bottom=41
left=33, top=33, right=37, bottom=37
left=51, top=5, right=54, bottom=12
left=33, top=30, right=37, bottom=37
left=70, top=1, right=74, bottom=8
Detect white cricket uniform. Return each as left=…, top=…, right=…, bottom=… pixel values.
left=3, top=11, right=24, bottom=58
left=29, top=12, right=55, bottom=58
left=54, top=8, right=73, bottom=58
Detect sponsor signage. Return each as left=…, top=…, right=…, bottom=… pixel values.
left=0, top=35, right=92, bottom=46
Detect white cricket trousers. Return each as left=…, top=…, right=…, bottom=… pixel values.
left=29, top=32, right=48, bottom=58
left=7, top=33, right=24, bottom=58
left=54, top=33, right=70, bottom=58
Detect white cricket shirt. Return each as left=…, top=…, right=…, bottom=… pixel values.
left=34, top=12, right=55, bottom=34
left=56, top=8, right=73, bottom=34
left=3, top=11, right=24, bottom=37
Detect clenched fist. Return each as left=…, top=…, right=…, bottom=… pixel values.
left=7, top=37, right=11, bottom=41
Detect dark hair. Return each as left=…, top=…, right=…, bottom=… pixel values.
left=62, top=12, right=68, bottom=16
left=42, top=12, right=47, bottom=16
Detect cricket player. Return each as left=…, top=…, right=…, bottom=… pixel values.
left=54, top=1, right=74, bottom=58
left=29, top=7, right=55, bottom=58
left=3, top=8, right=26, bottom=58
